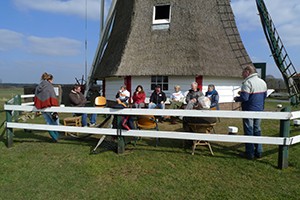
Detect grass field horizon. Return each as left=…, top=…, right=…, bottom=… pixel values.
left=1, top=88, right=300, bottom=199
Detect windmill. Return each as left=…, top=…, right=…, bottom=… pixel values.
left=86, top=0, right=253, bottom=105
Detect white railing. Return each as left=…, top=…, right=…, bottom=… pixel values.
left=20, top=94, right=35, bottom=106
left=4, top=104, right=300, bottom=169
left=4, top=105, right=299, bottom=143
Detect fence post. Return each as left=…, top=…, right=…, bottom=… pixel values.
left=278, top=106, right=290, bottom=169
left=6, top=110, right=13, bottom=148
left=117, top=115, right=125, bottom=154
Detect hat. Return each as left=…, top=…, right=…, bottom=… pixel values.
left=155, top=85, right=161, bottom=88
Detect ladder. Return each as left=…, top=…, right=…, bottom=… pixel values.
left=256, top=0, right=300, bottom=105
left=217, top=0, right=252, bottom=68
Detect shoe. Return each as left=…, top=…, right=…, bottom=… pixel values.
left=239, top=152, right=254, bottom=160
left=89, top=123, right=96, bottom=127
left=255, top=153, right=262, bottom=158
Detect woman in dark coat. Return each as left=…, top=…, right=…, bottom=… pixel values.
left=205, top=84, right=219, bottom=110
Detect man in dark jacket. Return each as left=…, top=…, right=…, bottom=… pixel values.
left=148, top=85, right=166, bottom=109
left=69, top=85, right=97, bottom=127
left=185, top=82, right=204, bottom=109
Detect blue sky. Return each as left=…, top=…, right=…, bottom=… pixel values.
left=0, top=0, right=299, bottom=84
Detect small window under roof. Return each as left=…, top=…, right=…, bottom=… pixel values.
left=153, top=5, right=171, bottom=25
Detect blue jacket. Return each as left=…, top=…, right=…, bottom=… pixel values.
left=205, top=90, right=219, bottom=110
left=235, top=73, right=267, bottom=111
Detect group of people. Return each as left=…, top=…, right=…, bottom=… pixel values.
left=34, top=65, right=267, bottom=160
left=115, top=82, right=219, bottom=110
left=34, top=73, right=98, bottom=142
left=114, top=82, right=219, bottom=123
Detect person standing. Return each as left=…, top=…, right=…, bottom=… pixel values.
left=34, top=72, right=60, bottom=142
left=234, top=65, right=267, bottom=160
left=132, top=85, right=146, bottom=108
left=185, top=82, right=204, bottom=110
left=205, top=84, right=219, bottom=110
left=69, top=85, right=97, bottom=127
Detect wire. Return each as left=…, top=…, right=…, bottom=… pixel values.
left=84, top=0, right=88, bottom=83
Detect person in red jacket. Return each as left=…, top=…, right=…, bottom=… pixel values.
left=34, top=72, right=60, bottom=142
left=132, top=85, right=146, bottom=108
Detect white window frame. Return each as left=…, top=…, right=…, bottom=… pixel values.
left=152, top=4, right=171, bottom=25
left=151, top=76, right=169, bottom=91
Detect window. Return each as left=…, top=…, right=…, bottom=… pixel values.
left=151, top=76, right=169, bottom=91
left=153, top=5, right=171, bottom=24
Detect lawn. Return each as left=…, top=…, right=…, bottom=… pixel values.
left=0, top=88, right=300, bottom=200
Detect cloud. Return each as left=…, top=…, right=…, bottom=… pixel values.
left=279, top=24, right=300, bottom=46
left=0, top=28, right=82, bottom=56
left=0, top=29, right=24, bottom=51
left=231, top=0, right=259, bottom=30
left=231, top=0, right=300, bottom=46
left=13, top=0, right=105, bottom=20
left=27, top=36, right=82, bottom=56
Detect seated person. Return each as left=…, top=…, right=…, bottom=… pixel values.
left=169, top=85, right=185, bottom=109
left=205, top=84, right=219, bottom=110
left=185, top=82, right=204, bottom=110
left=116, top=85, right=130, bottom=106
left=112, top=104, right=135, bottom=131
left=169, top=85, right=185, bottom=124
left=69, top=85, right=97, bottom=127
left=132, top=85, right=146, bottom=108
left=148, top=85, right=166, bottom=109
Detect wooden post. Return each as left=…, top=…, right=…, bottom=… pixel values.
left=14, top=94, right=21, bottom=121
left=278, top=107, right=290, bottom=169
left=6, top=110, right=13, bottom=148
left=117, top=115, right=125, bottom=154
left=5, top=94, right=20, bottom=148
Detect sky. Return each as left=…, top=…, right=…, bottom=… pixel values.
left=0, top=0, right=299, bottom=84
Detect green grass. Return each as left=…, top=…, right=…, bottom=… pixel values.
left=1, top=88, right=300, bottom=200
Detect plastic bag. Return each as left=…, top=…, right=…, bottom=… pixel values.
left=198, top=96, right=211, bottom=109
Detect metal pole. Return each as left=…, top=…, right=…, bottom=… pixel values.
left=278, top=106, right=290, bottom=169
left=100, top=0, right=105, bottom=34
left=84, top=0, right=88, bottom=82
left=117, top=115, right=125, bottom=154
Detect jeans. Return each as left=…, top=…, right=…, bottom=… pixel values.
left=243, top=118, right=263, bottom=158
left=169, top=101, right=183, bottom=109
left=42, top=112, right=60, bottom=142
left=134, top=103, right=145, bottom=108
left=80, top=113, right=97, bottom=126
left=148, top=103, right=165, bottom=109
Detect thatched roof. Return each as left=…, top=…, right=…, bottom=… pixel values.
left=92, top=0, right=252, bottom=79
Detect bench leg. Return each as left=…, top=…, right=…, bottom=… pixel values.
left=207, top=142, right=214, bottom=156
left=192, top=140, right=197, bottom=155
